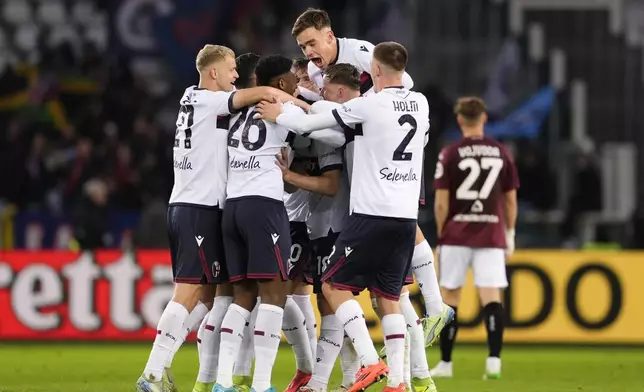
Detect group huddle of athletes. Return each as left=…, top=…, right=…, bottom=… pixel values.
left=136, top=8, right=519, bottom=392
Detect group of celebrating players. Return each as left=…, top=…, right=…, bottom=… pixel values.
left=135, top=7, right=519, bottom=392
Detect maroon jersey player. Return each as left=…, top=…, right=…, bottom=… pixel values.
left=431, top=97, right=519, bottom=380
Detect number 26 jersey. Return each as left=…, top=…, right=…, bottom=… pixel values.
left=226, top=104, right=298, bottom=201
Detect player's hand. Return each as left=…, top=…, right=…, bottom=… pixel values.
left=505, top=228, right=516, bottom=259
left=275, top=147, right=291, bottom=179
left=256, top=100, right=282, bottom=123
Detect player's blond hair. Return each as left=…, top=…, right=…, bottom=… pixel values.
left=196, top=45, right=235, bottom=72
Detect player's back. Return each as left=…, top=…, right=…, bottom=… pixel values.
left=169, top=86, right=232, bottom=207
left=434, top=136, right=519, bottom=248
left=226, top=104, right=295, bottom=201
left=348, top=88, right=429, bottom=220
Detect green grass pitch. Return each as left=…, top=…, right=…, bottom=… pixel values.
left=0, top=344, right=643, bottom=392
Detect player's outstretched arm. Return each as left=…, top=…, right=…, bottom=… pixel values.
left=256, top=101, right=338, bottom=133
left=230, top=87, right=311, bottom=112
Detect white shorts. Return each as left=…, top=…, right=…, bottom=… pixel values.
left=438, top=245, right=508, bottom=289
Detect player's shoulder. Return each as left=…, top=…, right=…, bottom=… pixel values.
left=181, top=85, right=230, bottom=106
left=340, top=37, right=374, bottom=53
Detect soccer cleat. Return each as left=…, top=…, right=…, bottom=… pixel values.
left=211, top=384, right=236, bottom=392
left=347, top=360, right=388, bottom=392
left=483, top=357, right=501, bottom=380
left=164, top=368, right=179, bottom=392
left=422, top=304, right=455, bottom=347
left=429, top=361, right=452, bottom=378
left=330, top=384, right=350, bottom=392
left=192, top=382, right=214, bottom=392
left=136, top=375, right=165, bottom=392
left=381, top=383, right=406, bottom=392
left=232, top=376, right=252, bottom=392
left=411, top=377, right=437, bottom=392
left=285, top=370, right=312, bottom=392
left=299, top=387, right=325, bottom=392
left=249, top=387, right=276, bottom=392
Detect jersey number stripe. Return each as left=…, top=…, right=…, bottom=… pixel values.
left=456, top=157, right=504, bottom=200
left=175, top=104, right=195, bottom=149
left=228, top=109, right=267, bottom=151
left=393, top=114, right=417, bottom=161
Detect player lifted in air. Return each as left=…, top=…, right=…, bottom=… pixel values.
left=291, top=8, right=452, bottom=346
left=430, top=97, right=519, bottom=380
left=136, top=45, right=301, bottom=392
left=258, top=41, right=429, bottom=392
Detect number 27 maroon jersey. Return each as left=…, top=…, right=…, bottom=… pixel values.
left=433, top=136, right=519, bottom=249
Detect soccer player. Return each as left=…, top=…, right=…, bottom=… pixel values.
left=258, top=42, right=429, bottom=392
left=136, top=44, right=302, bottom=392
left=212, top=54, right=321, bottom=392
left=430, top=97, right=519, bottom=380
left=292, top=8, right=452, bottom=344
left=192, top=52, right=260, bottom=392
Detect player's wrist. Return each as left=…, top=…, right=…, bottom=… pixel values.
left=505, top=228, right=515, bottom=237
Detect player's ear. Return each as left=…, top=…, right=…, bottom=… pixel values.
left=481, top=112, right=488, bottom=124
left=209, top=67, right=217, bottom=81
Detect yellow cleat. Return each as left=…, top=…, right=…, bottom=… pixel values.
left=410, top=377, right=437, bottom=392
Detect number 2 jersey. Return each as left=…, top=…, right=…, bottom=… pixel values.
left=332, top=87, right=430, bottom=220
left=169, top=86, right=236, bottom=207
left=433, top=136, right=519, bottom=248
left=226, top=104, right=297, bottom=201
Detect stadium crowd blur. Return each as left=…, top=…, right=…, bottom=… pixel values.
left=1, top=0, right=640, bottom=250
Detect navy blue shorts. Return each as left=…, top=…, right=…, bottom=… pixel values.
left=167, top=204, right=227, bottom=284
left=222, top=197, right=291, bottom=282
left=321, top=214, right=415, bottom=300
left=287, top=221, right=313, bottom=281
left=310, top=230, right=341, bottom=292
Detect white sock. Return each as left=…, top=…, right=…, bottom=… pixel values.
left=283, top=296, right=313, bottom=373
left=381, top=313, right=406, bottom=387
left=197, top=296, right=233, bottom=383
left=166, top=301, right=209, bottom=368
left=340, top=334, right=360, bottom=387
left=293, top=294, right=318, bottom=360
left=216, top=303, right=250, bottom=388
left=196, top=312, right=209, bottom=361
left=252, top=304, right=284, bottom=391
left=234, top=299, right=259, bottom=379
left=308, top=315, right=343, bottom=390
left=335, top=300, right=379, bottom=366
left=403, top=332, right=411, bottom=388
left=411, top=240, right=443, bottom=317
left=399, top=292, right=430, bottom=378
left=143, top=301, right=189, bottom=381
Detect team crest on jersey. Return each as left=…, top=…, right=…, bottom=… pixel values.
left=341, top=105, right=351, bottom=113
left=359, top=45, right=369, bottom=52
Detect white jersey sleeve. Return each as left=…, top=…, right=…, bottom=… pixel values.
left=169, top=86, right=237, bottom=207
left=226, top=104, right=295, bottom=201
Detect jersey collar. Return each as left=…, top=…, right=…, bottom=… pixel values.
left=383, top=86, right=404, bottom=89
left=328, top=38, right=341, bottom=66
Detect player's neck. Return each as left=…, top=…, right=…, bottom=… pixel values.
left=462, top=128, right=484, bottom=138
left=378, top=77, right=404, bottom=91
left=198, top=77, right=221, bottom=92
left=327, top=37, right=340, bottom=67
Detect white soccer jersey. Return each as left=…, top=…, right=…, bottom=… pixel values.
left=168, top=86, right=236, bottom=207
left=306, top=142, right=343, bottom=239
left=284, top=136, right=313, bottom=223
left=307, top=37, right=414, bottom=94
left=226, top=104, right=298, bottom=201
left=333, top=88, right=429, bottom=219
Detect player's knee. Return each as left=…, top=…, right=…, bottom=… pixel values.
left=172, top=283, right=203, bottom=311
left=415, top=225, right=425, bottom=245
left=199, top=284, right=218, bottom=309
left=258, top=279, right=287, bottom=307
left=232, top=281, right=258, bottom=311
left=216, top=282, right=234, bottom=297
left=317, top=294, right=334, bottom=316
left=375, top=296, right=400, bottom=316
left=441, top=287, right=461, bottom=307
left=293, top=281, right=311, bottom=296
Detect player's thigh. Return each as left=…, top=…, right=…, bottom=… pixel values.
left=371, top=219, right=416, bottom=301
left=221, top=201, right=248, bottom=283
left=472, top=248, right=508, bottom=288
left=167, top=205, right=221, bottom=285
left=320, top=220, right=369, bottom=293
left=437, top=245, right=472, bottom=289
left=239, top=198, right=291, bottom=281
left=287, top=221, right=313, bottom=281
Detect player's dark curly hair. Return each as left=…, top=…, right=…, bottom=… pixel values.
left=235, top=52, right=260, bottom=89
left=255, top=55, right=293, bottom=86
left=292, top=57, right=309, bottom=70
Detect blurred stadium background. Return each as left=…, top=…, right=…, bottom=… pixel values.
left=0, top=0, right=643, bottom=391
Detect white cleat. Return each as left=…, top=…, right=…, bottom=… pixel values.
left=429, top=361, right=453, bottom=378
left=483, top=357, right=502, bottom=380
